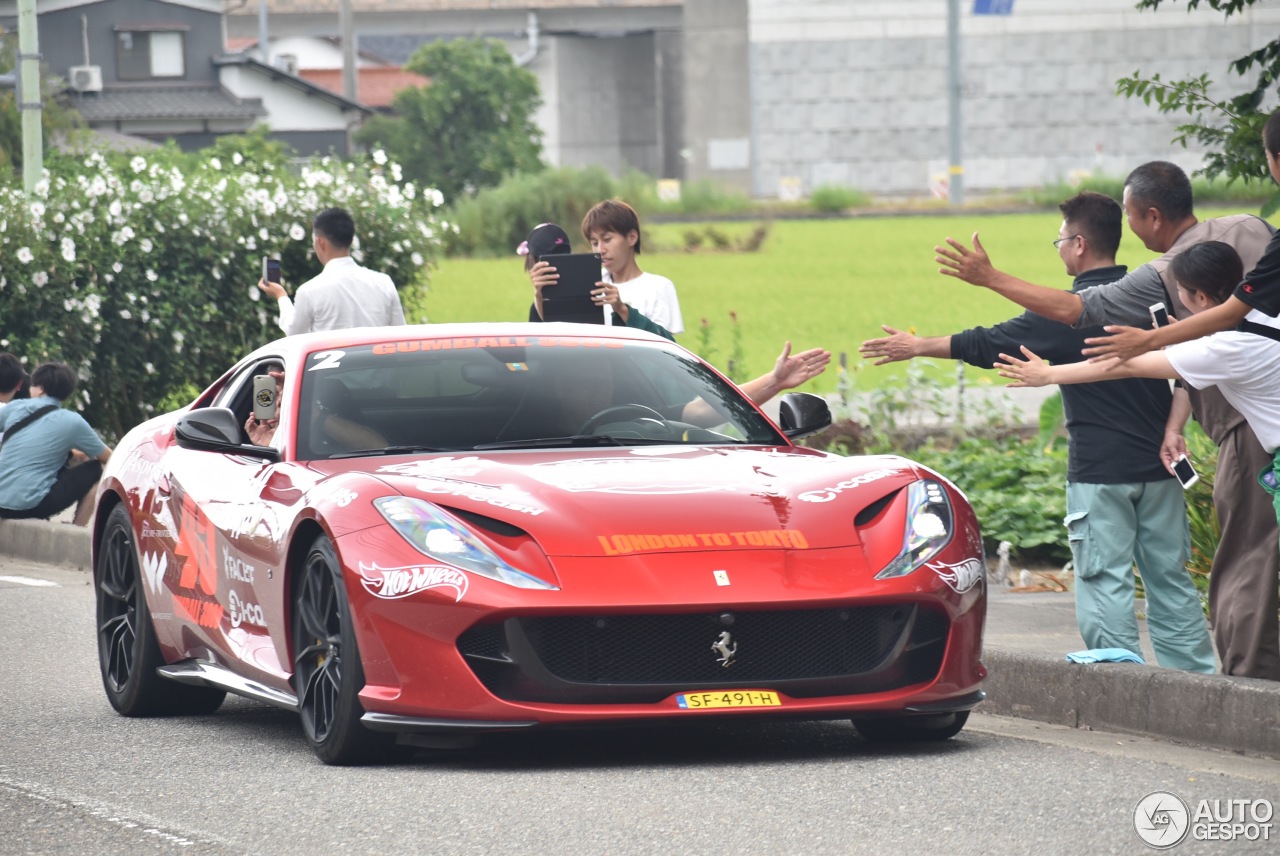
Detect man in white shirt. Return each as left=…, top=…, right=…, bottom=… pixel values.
left=258, top=207, right=407, bottom=335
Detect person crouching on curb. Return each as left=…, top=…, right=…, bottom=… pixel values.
left=0, top=362, right=112, bottom=526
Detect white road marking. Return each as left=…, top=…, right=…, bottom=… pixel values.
left=0, top=575, right=59, bottom=587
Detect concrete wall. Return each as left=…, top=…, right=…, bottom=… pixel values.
left=682, top=0, right=750, bottom=191
left=546, top=32, right=664, bottom=177
left=749, top=0, right=1280, bottom=198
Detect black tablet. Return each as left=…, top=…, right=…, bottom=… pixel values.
left=539, top=252, right=606, bottom=324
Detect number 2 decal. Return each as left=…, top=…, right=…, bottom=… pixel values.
left=308, top=350, right=345, bottom=371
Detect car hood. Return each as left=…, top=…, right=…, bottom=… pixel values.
left=311, top=447, right=920, bottom=557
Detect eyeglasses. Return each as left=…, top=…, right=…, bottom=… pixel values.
left=1052, top=234, right=1081, bottom=249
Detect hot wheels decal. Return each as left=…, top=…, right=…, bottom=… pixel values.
left=798, top=469, right=900, bottom=503
left=357, top=562, right=468, bottom=602
left=928, top=558, right=986, bottom=594
left=599, top=529, right=809, bottom=555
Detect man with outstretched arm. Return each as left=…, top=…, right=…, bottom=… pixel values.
left=865, top=191, right=1213, bottom=671
left=931, top=159, right=1279, bottom=681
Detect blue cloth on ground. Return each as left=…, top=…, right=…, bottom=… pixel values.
left=1065, top=647, right=1146, bottom=664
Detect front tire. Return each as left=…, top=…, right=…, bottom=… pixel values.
left=292, top=534, right=392, bottom=765
left=852, top=711, right=969, bottom=742
left=96, top=504, right=225, bottom=716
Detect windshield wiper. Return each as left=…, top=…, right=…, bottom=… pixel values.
left=329, top=444, right=446, bottom=459
left=472, top=434, right=626, bottom=450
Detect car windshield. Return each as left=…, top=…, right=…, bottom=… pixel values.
left=295, top=334, right=786, bottom=459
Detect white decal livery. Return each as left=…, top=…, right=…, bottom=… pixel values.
left=798, top=469, right=900, bottom=503
left=531, top=457, right=732, bottom=495
left=415, top=479, right=544, bottom=516
left=222, top=546, right=256, bottom=584
left=228, top=590, right=267, bottom=629
left=141, top=551, right=167, bottom=596
left=358, top=562, right=468, bottom=602
left=928, top=558, right=985, bottom=594
left=378, top=456, right=484, bottom=478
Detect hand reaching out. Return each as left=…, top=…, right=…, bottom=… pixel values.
left=935, top=232, right=997, bottom=287
left=859, top=325, right=920, bottom=365
left=1082, top=324, right=1160, bottom=362
left=772, top=341, right=831, bottom=390
left=994, top=345, right=1053, bottom=387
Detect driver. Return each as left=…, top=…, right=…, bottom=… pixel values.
left=541, top=342, right=830, bottom=437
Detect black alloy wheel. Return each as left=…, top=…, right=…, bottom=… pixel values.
left=96, top=504, right=225, bottom=716
left=292, top=534, right=392, bottom=765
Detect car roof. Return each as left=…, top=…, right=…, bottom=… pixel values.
left=244, top=322, right=676, bottom=365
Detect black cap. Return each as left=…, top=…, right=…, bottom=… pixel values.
left=516, top=223, right=571, bottom=259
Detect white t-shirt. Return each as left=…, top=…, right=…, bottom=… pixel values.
left=274, top=256, right=406, bottom=335
left=1165, top=309, right=1280, bottom=453
left=607, top=271, right=684, bottom=334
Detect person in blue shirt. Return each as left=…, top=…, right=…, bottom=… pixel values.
left=0, top=362, right=112, bottom=526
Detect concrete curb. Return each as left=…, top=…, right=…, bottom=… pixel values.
left=0, top=518, right=92, bottom=571
left=982, top=648, right=1280, bottom=758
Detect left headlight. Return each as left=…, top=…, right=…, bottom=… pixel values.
left=374, top=496, right=559, bottom=590
left=874, top=479, right=954, bottom=580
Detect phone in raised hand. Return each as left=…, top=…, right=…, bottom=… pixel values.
left=263, top=257, right=282, bottom=285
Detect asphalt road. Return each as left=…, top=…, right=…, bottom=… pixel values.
left=3, top=558, right=1278, bottom=856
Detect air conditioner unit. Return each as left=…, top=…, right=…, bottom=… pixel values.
left=69, top=65, right=103, bottom=93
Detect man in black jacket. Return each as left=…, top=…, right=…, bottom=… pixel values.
left=860, top=191, right=1214, bottom=672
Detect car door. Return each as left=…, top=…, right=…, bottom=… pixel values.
left=154, top=357, right=296, bottom=687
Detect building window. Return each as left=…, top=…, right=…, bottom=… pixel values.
left=117, top=31, right=186, bottom=80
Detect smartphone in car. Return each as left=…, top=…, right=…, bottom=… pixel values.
left=263, top=257, right=282, bottom=285
left=252, top=374, right=278, bottom=422
left=1149, top=301, right=1170, bottom=328
left=1172, top=454, right=1199, bottom=489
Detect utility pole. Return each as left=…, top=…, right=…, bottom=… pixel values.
left=339, top=0, right=356, bottom=102
left=18, top=0, right=42, bottom=193
left=945, top=0, right=964, bottom=207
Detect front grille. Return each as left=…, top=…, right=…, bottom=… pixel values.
left=457, top=604, right=949, bottom=704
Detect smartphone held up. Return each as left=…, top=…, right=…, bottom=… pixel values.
left=263, top=257, right=282, bottom=285
left=252, top=374, right=279, bottom=423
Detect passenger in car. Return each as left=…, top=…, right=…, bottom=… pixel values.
left=244, top=370, right=387, bottom=454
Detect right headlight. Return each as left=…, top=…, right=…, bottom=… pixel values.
left=874, top=479, right=954, bottom=580
left=374, top=496, right=559, bottom=590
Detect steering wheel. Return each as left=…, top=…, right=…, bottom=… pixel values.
left=578, top=404, right=667, bottom=434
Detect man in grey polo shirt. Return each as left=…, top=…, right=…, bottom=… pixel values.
left=258, top=207, right=406, bottom=335
left=933, top=161, right=1279, bottom=681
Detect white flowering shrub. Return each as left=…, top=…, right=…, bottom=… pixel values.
left=0, top=142, right=447, bottom=439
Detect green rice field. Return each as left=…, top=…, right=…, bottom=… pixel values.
left=421, top=206, right=1267, bottom=395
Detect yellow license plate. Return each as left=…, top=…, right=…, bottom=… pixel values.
left=675, top=690, right=781, bottom=710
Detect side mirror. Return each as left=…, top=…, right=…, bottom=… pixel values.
left=777, top=392, right=832, bottom=440
left=174, top=408, right=279, bottom=461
